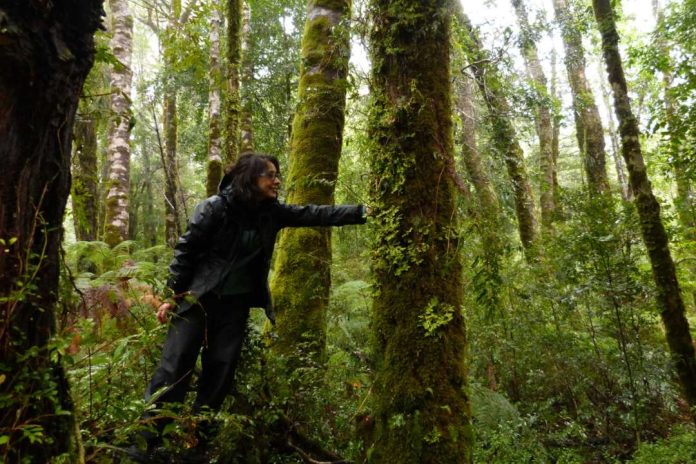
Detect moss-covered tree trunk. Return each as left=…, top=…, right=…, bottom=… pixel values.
left=225, top=0, right=242, bottom=163
left=592, top=0, right=696, bottom=419
left=456, top=75, right=504, bottom=318
left=162, top=89, right=182, bottom=246
left=553, top=0, right=609, bottom=195
left=270, top=0, right=351, bottom=368
left=0, top=2, right=102, bottom=460
left=368, top=1, right=472, bottom=461
left=512, top=0, right=556, bottom=231
left=104, top=0, right=134, bottom=246
left=458, top=12, right=539, bottom=253
left=161, top=0, right=183, bottom=246
left=206, top=4, right=224, bottom=197
left=72, top=114, right=99, bottom=241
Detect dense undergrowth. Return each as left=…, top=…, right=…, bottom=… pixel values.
left=40, top=188, right=695, bottom=463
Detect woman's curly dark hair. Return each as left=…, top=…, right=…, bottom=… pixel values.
left=224, top=151, right=280, bottom=205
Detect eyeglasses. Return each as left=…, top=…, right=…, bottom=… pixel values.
left=259, top=171, right=282, bottom=180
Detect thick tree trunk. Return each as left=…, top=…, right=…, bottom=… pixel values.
left=104, top=0, right=134, bottom=246
left=270, top=0, right=351, bottom=367
left=0, top=2, right=102, bottom=460
left=206, top=4, right=224, bottom=197
left=458, top=13, right=539, bottom=253
left=71, top=115, right=99, bottom=241
left=593, top=0, right=696, bottom=418
left=368, top=1, right=473, bottom=461
left=225, top=0, right=242, bottom=163
left=554, top=0, right=610, bottom=195
left=512, top=0, right=556, bottom=231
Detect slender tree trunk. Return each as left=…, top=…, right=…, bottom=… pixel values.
left=270, top=0, right=351, bottom=368
left=550, top=47, right=561, bottom=208
left=162, top=0, right=183, bottom=246
left=240, top=0, right=254, bottom=153
left=162, top=90, right=182, bottom=246
left=597, top=61, right=631, bottom=201
left=458, top=12, right=539, bottom=253
left=457, top=77, right=500, bottom=223
left=72, top=114, right=99, bottom=241
left=0, top=2, right=102, bottom=460
left=512, top=0, right=556, bottom=231
left=553, top=0, right=610, bottom=195
left=593, top=0, right=696, bottom=418
left=206, top=4, right=224, bottom=197
left=368, top=1, right=473, bottom=461
left=225, top=0, right=242, bottom=163
left=456, top=75, right=504, bottom=311
left=104, top=0, right=134, bottom=246
left=142, top=149, right=158, bottom=246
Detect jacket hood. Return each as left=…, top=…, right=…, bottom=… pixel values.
left=218, top=171, right=234, bottom=200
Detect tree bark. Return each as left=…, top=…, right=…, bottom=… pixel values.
left=597, top=60, right=631, bottom=201
left=458, top=12, right=539, bottom=253
left=553, top=0, right=610, bottom=195
left=0, top=2, right=102, bottom=460
left=270, top=0, right=351, bottom=368
left=512, top=0, right=556, bottom=231
left=592, top=0, right=696, bottom=419
left=225, top=0, right=242, bottom=163
left=104, top=0, right=134, bottom=246
left=162, top=88, right=182, bottom=246
left=368, top=1, right=473, bottom=461
left=240, top=0, right=254, bottom=153
left=71, top=114, right=99, bottom=241
left=206, top=4, right=224, bottom=197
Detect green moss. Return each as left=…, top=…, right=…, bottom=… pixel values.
left=206, top=158, right=223, bottom=197
left=367, top=0, right=473, bottom=461
left=270, top=0, right=351, bottom=370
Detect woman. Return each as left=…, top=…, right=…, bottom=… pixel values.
left=129, top=152, right=366, bottom=459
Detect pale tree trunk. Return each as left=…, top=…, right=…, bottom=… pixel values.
left=240, top=0, right=254, bottom=153
left=459, top=12, right=539, bottom=254
left=593, top=0, right=696, bottom=420
left=553, top=0, right=609, bottom=195
left=225, top=0, right=242, bottom=163
left=72, top=114, right=99, bottom=241
left=597, top=60, right=631, bottom=201
left=104, top=0, right=134, bottom=246
left=512, top=0, right=556, bottom=231
left=0, top=2, right=102, bottom=460
left=368, top=0, right=473, bottom=461
left=456, top=75, right=504, bottom=313
left=652, top=0, right=695, bottom=308
left=652, top=0, right=695, bottom=239
left=550, top=47, right=561, bottom=205
left=206, top=4, right=224, bottom=197
left=270, top=0, right=351, bottom=371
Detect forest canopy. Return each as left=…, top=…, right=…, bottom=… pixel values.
left=0, top=0, right=695, bottom=462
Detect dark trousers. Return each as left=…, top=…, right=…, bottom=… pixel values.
left=145, top=293, right=251, bottom=416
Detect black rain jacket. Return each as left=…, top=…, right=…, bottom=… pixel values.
left=165, top=173, right=366, bottom=323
